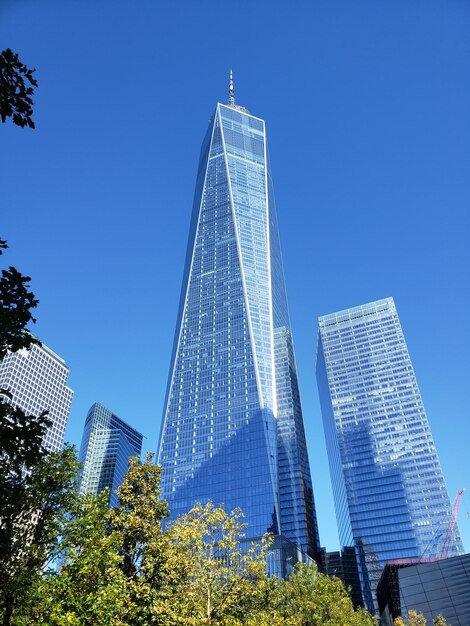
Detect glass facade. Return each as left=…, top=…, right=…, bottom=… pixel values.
left=0, top=343, right=74, bottom=452
left=158, top=98, right=320, bottom=561
left=316, top=297, right=463, bottom=614
left=79, top=402, right=143, bottom=508
left=378, top=554, right=470, bottom=626
left=319, top=546, right=364, bottom=608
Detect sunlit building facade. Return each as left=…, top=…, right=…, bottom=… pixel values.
left=0, top=342, right=74, bottom=452
left=316, top=297, right=463, bottom=613
left=79, top=402, right=143, bottom=508
left=157, top=80, right=320, bottom=563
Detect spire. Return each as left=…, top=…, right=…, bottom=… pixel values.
left=228, top=69, right=235, bottom=106
left=226, top=71, right=249, bottom=114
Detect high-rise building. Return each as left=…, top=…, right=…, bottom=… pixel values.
left=157, top=76, right=320, bottom=564
left=319, top=546, right=364, bottom=609
left=316, top=297, right=463, bottom=613
left=0, top=342, right=74, bottom=452
left=79, top=402, right=143, bottom=508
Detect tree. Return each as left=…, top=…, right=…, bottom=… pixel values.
left=0, top=239, right=45, bottom=493
left=0, top=49, right=38, bottom=128
left=162, top=501, right=275, bottom=625
left=23, top=458, right=276, bottom=626
left=0, top=391, right=53, bottom=600
left=30, top=492, right=128, bottom=626
left=394, top=611, right=450, bottom=626
left=405, top=611, right=427, bottom=626
left=108, top=454, right=171, bottom=625
left=0, top=240, right=79, bottom=626
left=25, top=456, right=171, bottom=626
left=17, top=451, right=380, bottom=625
left=0, top=239, right=40, bottom=360
left=268, top=562, right=375, bottom=626
left=0, top=445, right=80, bottom=626
left=0, top=232, right=49, bottom=479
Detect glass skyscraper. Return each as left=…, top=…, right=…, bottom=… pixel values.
left=316, top=297, right=463, bottom=613
left=0, top=342, right=74, bottom=452
left=157, top=78, right=320, bottom=563
left=79, top=402, right=143, bottom=508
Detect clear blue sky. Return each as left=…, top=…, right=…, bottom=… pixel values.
left=2, top=0, right=469, bottom=553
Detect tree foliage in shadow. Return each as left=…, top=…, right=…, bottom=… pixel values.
left=0, top=49, right=38, bottom=129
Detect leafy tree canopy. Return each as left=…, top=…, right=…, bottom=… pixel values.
left=0, top=49, right=38, bottom=128
left=264, top=563, right=375, bottom=626
left=0, top=239, right=40, bottom=360
left=0, top=238, right=74, bottom=626
left=394, top=610, right=450, bottom=626
left=21, top=455, right=377, bottom=626
left=0, top=445, right=80, bottom=626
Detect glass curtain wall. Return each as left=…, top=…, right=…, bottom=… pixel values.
left=316, top=297, right=463, bottom=613
left=158, top=100, right=320, bottom=561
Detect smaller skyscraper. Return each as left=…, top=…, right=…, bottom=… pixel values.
left=0, top=342, right=74, bottom=452
left=319, top=546, right=364, bottom=609
left=316, top=297, right=463, bottom=614
left=79, top=402, right=143, bottom=507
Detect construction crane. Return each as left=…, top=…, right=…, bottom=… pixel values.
left=386, top=488, right=465, bottom=567
left=439, top=488, right=464, bottom=560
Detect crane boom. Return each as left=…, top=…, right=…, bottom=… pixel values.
left=439, top=489, right=464, bottom=560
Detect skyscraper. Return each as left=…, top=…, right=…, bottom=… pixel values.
left=157, top=76, right=320, bottom=563
left=316, top=297, right=463, bottom=613
left=0, top=342, right=74, bottom=452
left=79, top=402, right=143, bottom=508
left=319, top=546, right=364, bottom=609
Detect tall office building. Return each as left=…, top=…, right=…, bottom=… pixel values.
left=0, top=342, right=74, bottom=452
left=316, top=297, right=463, bottom=613
left=157, top=76, right=320, bottom=562
left=79, top=402, right=143, bottom=508
left=319, top=546, right=364, bottom=609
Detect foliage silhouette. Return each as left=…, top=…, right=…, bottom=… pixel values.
left=0, top=49, right=38, bottom=128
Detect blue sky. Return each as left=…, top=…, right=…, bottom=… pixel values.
left=2, top=0, right=469, bottom=553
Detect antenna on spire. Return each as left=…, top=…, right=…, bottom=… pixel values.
left=228, top=69, right=235, bottom=106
